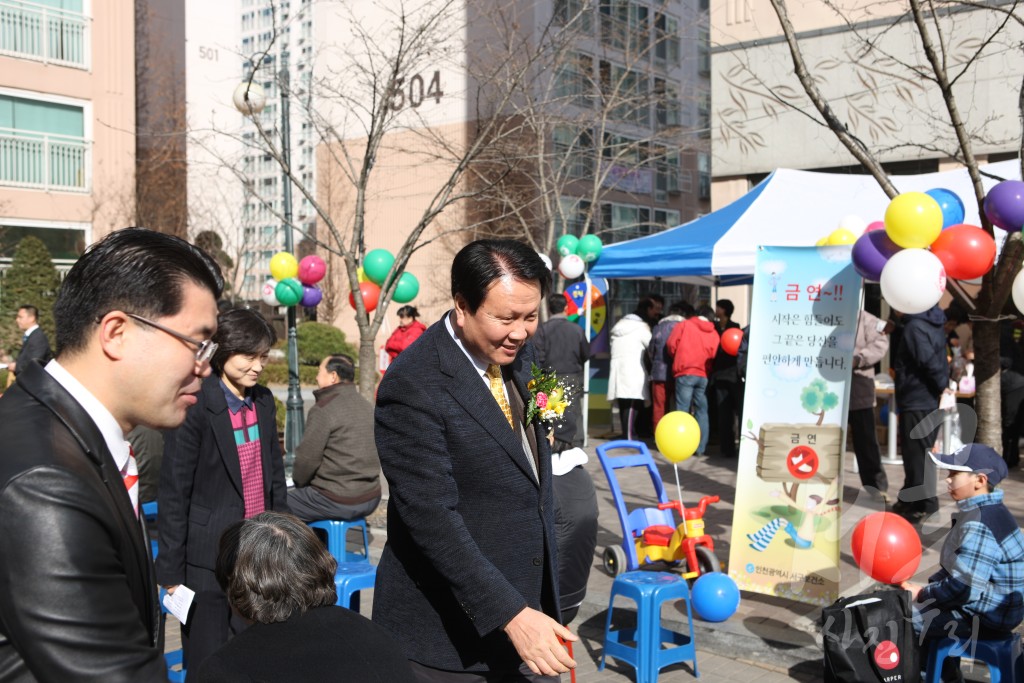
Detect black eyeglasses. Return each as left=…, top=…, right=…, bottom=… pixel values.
left=126, top=313, right=218, bottom=364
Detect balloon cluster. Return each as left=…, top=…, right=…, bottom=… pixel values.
left=988, top=181, right=1024, bottom=314
left=555, top=234, right=603, bottom=280
left=843, top=185, right=1015, bottom=315
left=349, top=248, right=420, bottom=313
left=262, top=253, right=326, bottom=308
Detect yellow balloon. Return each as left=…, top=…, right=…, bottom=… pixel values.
left=269, top=252, right=298, bottom=281
left=655, top=411, right=700, bottom=463
left=815, top=237, right=829, bottom=247
left=827, top=228, right=857, bottom=245
left=357, top=266, right=368, bottom=283
left=884, top=192, right=943, bottom=248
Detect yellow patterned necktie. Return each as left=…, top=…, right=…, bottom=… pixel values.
left=486, top=364, right=514, bottom=428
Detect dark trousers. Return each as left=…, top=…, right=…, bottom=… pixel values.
left=617, top=399, right=644, bottom=441
left=410, top=660, right=560, bottom=682
left=712, top=378, right=742, bottom=458
left=897, top=409, right=940, bottom=514
left=1001, top=382, right=1024, bottom=468
left=849, top=407, right=888, bottom=493
left=182, top=566, right=248, bottom=671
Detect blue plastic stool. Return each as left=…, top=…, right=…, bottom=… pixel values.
left=333, top=561, right=377, bottom=613
left=308, top=519, right=370, bottom=563
left=600, top=571, right=699, bottom=681
left=925, top=633, right=1023, bottom=683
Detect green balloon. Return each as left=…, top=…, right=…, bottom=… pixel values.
left=576, top=234, right=603, bottom=263
left=363, top=249, right=395, bottom=285
left=556, top=234, right=579, bottom=257
left=393, top=272, right=420, bottom=303
left=275, top=277, right=304, bottom=306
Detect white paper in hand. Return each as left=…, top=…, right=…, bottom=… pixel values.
left=162, top=585, right=195, bottom=625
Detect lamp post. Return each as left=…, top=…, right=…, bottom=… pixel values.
left=234, top=50, right=304, bottom=474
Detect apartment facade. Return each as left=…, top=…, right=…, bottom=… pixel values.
left=0, top=0, right=136, bottom=276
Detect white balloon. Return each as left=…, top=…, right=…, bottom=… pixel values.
left=1012, top=270, right=1024, bottom=314
left=838, top=214, right=867, bottom=235
left=261, top=278, right=280, bottom=306
left=879, top=249, right=946, bottom=314
left=232, top=82, right=266, bottom=115
left=537, top=252, right=553, bottom=271
left=558, top=254, right=585, bottom=280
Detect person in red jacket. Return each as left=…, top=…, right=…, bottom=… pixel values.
left=384, top=306, right=426, bottom=366
left=666, top=305, right=720, bottom=455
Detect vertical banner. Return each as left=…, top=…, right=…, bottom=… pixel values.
left=728, top=246, right=862, bottom=606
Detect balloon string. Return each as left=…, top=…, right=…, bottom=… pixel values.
left=674, top=463, right=684, bottom=510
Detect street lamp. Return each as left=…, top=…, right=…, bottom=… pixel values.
left=234, top=50, right=305, bottom=474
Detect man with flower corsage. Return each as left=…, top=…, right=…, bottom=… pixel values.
left=374, top=239, right=576, bottom=682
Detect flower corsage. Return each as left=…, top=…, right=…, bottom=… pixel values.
left=526, top=363, right=571, bottom=426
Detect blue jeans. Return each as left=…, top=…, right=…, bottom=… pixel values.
left=675, top=375, right=709, bottom=455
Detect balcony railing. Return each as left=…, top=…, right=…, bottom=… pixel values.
left=0, top=0, right=89, bottom=67
left=0, top=128, right=90, bottom=192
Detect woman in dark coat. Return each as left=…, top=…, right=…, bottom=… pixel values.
left=157, top=308, right=290, bottom=671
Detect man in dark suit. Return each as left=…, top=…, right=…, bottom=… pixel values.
left=0, top=228, right=223, bottom=681
left=374, top=239, right=575, bottom=681
left=9, top=304, right=52, bottom=378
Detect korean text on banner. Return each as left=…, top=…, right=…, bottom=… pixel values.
left=727, top=245, right=862, bottom=606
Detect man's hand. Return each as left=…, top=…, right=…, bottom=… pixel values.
left=899, top=581, right=922, bottom=601
left=503, top=606, right=577, bottom=676
left=164, top=585, right=178, bottom=596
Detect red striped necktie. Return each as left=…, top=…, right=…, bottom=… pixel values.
left=122, top=443, right=139, bottom=518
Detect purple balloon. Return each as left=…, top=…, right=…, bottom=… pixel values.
left=852, top=229, right=902, bottom=281
left=301, top=285, right=323, bottom=307
left=984, top=180, right=1024, bottom=232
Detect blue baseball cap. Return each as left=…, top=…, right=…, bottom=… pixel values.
left=930, top=443, right=1008, bottom=486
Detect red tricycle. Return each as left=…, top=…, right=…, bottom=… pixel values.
left=597, top=440, right=723, bottom=579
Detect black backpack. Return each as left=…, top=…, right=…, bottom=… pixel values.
left=821, top=589, right=920, bottom=683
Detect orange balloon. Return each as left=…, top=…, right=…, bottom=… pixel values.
left=851, top=512, right=921, bottom=584
left=929, top=223, right=996, bottom=280
left=348, top=281, right=381, bottom=312
left=720, top=328, right=743, bottom=356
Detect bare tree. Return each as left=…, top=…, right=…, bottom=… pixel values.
left=224, top=0, right=547, bottom=398
left=717, top=0, right=1024, bottom=446
left=471, top=1, right=708, bottom=263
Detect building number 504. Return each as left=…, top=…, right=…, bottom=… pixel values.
left=388, top=71, right=444, bottom=111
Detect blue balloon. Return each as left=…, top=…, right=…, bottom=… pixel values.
left=691, top=572, right=740, bottom=622
left=926, top=188, right=966, bottom=229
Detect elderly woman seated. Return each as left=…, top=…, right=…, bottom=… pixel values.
left=193, top=511, right=415, bottom=682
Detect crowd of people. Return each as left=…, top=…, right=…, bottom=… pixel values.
left=1, top=230, right=1022, bottom=683
left=607, top=293, right=744, bottom=456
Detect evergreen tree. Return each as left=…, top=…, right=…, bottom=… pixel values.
left=0, top=237, right=60, bottom=355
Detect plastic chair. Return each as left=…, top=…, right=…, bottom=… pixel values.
left=333, top=561, right=377, bottom=614
left=308, top=519, right=370, bottom=563
left=596, top=441, right=676, bottom=573
left=925, top=633, right=1023, bottom=683
left=600, top=571, right=699, bottom=681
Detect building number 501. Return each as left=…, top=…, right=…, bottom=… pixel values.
left=388, top=71, right=444, bottom=111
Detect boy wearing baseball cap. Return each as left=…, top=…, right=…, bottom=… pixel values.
left=900, top=443, right=1024, bottom=681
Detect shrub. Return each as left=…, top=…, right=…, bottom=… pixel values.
left=295, top=321, right=357, bottom=365
left=258, top=362, right=318, bottom=386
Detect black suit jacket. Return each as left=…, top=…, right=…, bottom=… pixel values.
left=372, top=314, right=559, bottom=673
left=0, top=361, right=165, bottom=682
left=14, top=328, right=51, bottom=374
left=156, top=376, right=289, bottom=588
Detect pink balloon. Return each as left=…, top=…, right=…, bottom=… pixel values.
left=865, top=221, right=886, bottom=233
left=298, top=255, right=327, bottom=285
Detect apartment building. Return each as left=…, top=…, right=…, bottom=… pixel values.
left=0, top=0, right=136, bottom=276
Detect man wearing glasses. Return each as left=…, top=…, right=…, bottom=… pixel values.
left=0, top=228, right=223, bottom=682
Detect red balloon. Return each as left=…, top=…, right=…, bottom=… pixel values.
left=851, top=512, right=921, bottom=584
left=929, top=223, right=996, bottom=280
left=720, top=328, right=743, bottom=356
left=348, top=281, right=381, bottom=312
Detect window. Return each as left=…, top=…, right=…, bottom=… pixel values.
left=654, top=78, right=681, bottom=129
left=0, top=94, right=88, bottom=191
left=556, top=197, right=594, bottom=236
left=600, top=60, right=648, bottom=125
left=627, top=3, right=649, bottom=60
left=552, top=126, right=594, bottom=180
left=599, top=0, right=629, bottom=50
left=0, top=0, right=88, bottom=67
left=553, top=0, right=592, bottom=33
left=698, top=90, right=711, bottom=138
left=0, top=222, right=86, bottom=260
left=698, top=26, right=710, bottom=76
left=654, top=12, right=680, bottom=65
left=698, top=152, right=711, bottom=200
left=553, top=53, right=593, bottom=108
